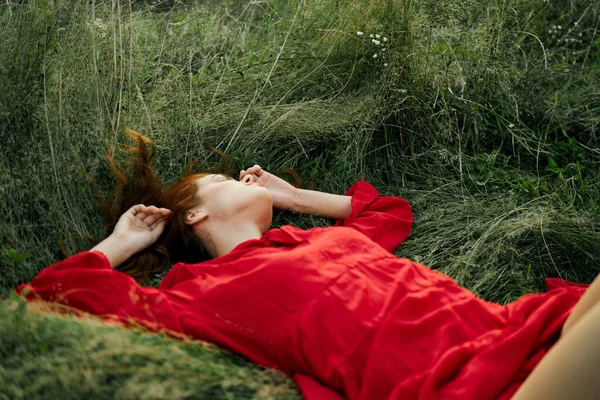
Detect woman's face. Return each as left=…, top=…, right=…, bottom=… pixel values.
left=190, top=172, right=273, bottom=228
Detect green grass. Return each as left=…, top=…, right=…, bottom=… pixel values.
left=1, top=0, right=599, bottom=398
left=0, top=298, right=302, bottom=399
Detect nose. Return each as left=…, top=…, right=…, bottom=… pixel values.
left=242, top=174, right=255, bottom=185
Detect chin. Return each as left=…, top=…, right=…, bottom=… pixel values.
left=254, top=188, right=274, bottom=208
left=260, top=192, right=274, bottom=205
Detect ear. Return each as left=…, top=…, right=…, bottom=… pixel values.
left=184, top=209, right=208, bottom=226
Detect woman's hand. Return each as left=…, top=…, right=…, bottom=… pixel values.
left=240, top=165, right=299, bottom=210
left=112, top=204, right=172, bottom=255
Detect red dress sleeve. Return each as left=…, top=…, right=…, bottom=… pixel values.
left=13, top=250, right=184, bottom=336
left=333, top=179, right=414, bottom=254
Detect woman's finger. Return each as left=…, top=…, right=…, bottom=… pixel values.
left=133, top=204, right=161, bottom=220
left=142, top=206, right=168, bottom=225
left=244, top=166, right=259, bottom=177
left=143, top=214, right=160, bottom=226
left=120, top=204, right=170, bottom=232
left=129, top=204, right=146, bottom=216
left=241, top=166, right=265, bottom=182
left=139, top=206, right=158, bottom=224
left=145, top=205, right=159, bottom=213
left=150, top=217, right=166, bottom=230
left=251, top=164, right=263, bottom=175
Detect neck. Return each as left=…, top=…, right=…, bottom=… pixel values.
left=200, top=221, right=265, bottom=258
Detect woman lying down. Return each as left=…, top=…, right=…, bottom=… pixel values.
left=15, top=127, right=599, bottom=400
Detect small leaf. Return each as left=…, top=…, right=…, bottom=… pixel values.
left=14, top=252, right=32, bottom=262
left=7, top=249, right=31, bottom=262
left=547, top=157, right=562, bottom=173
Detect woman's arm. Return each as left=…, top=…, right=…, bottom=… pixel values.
left=238, top=165, right=413, bottom=253
left=291, top=188, right=352, bottom=220
left=238, top=164, right=353, bottom=217
left=90, top=234, right=136, bottom=269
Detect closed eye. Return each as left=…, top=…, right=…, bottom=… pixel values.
left=210, top=173, right=230, bottom=183
left=218, top=173, right=234, bottom=181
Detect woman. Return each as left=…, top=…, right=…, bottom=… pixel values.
left=14, top=128, right=599, bottom=400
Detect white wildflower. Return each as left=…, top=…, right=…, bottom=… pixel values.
left=383, top=37, right=388, bottom=42
left=382, top=48, right=387, bottom=52
left=357, top=31, right=364, bottom=36
left=373, top=54, right=378, bottom=58
left=375, top=34, right=381, bottom=38
left=508, top=123, right=514, bottom=128
left=93, top=18, right=108, bottom=34
left=369, top=34, right=374, bottom=38
left=372, top=39, right=381, bottom=45
left=384, top=63, right=388, bottom=67
left=557, top=25, right=562, bottom=29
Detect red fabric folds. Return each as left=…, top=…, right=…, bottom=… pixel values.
left=14, top=180, right=589, bottom=400
left=14, top=250, right=185, bottom=335
left=334, top=180, right=413, bottom=254
left=292, top=373, right=347, bottom=400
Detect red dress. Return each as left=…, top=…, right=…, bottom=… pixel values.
left=15, top=180, right=589, bottom=400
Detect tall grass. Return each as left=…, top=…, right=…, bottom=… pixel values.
left=1, top=0, right=599, bottom=398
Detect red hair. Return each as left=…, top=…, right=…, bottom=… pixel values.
left=81, top=126, right=211, bottom=282
left=79, top=125, right=303, bottom=283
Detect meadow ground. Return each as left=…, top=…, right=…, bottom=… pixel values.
left=1, top=0, right=599, bottom=398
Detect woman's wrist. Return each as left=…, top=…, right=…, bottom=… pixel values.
left=90, top=234, right=136, bottom=269
left=291, top=188, right=352, bottom=220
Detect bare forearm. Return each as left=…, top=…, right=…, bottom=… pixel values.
left=292, top=188, right=352, bottom=220
left=90, top=234, right=135, bottom=269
